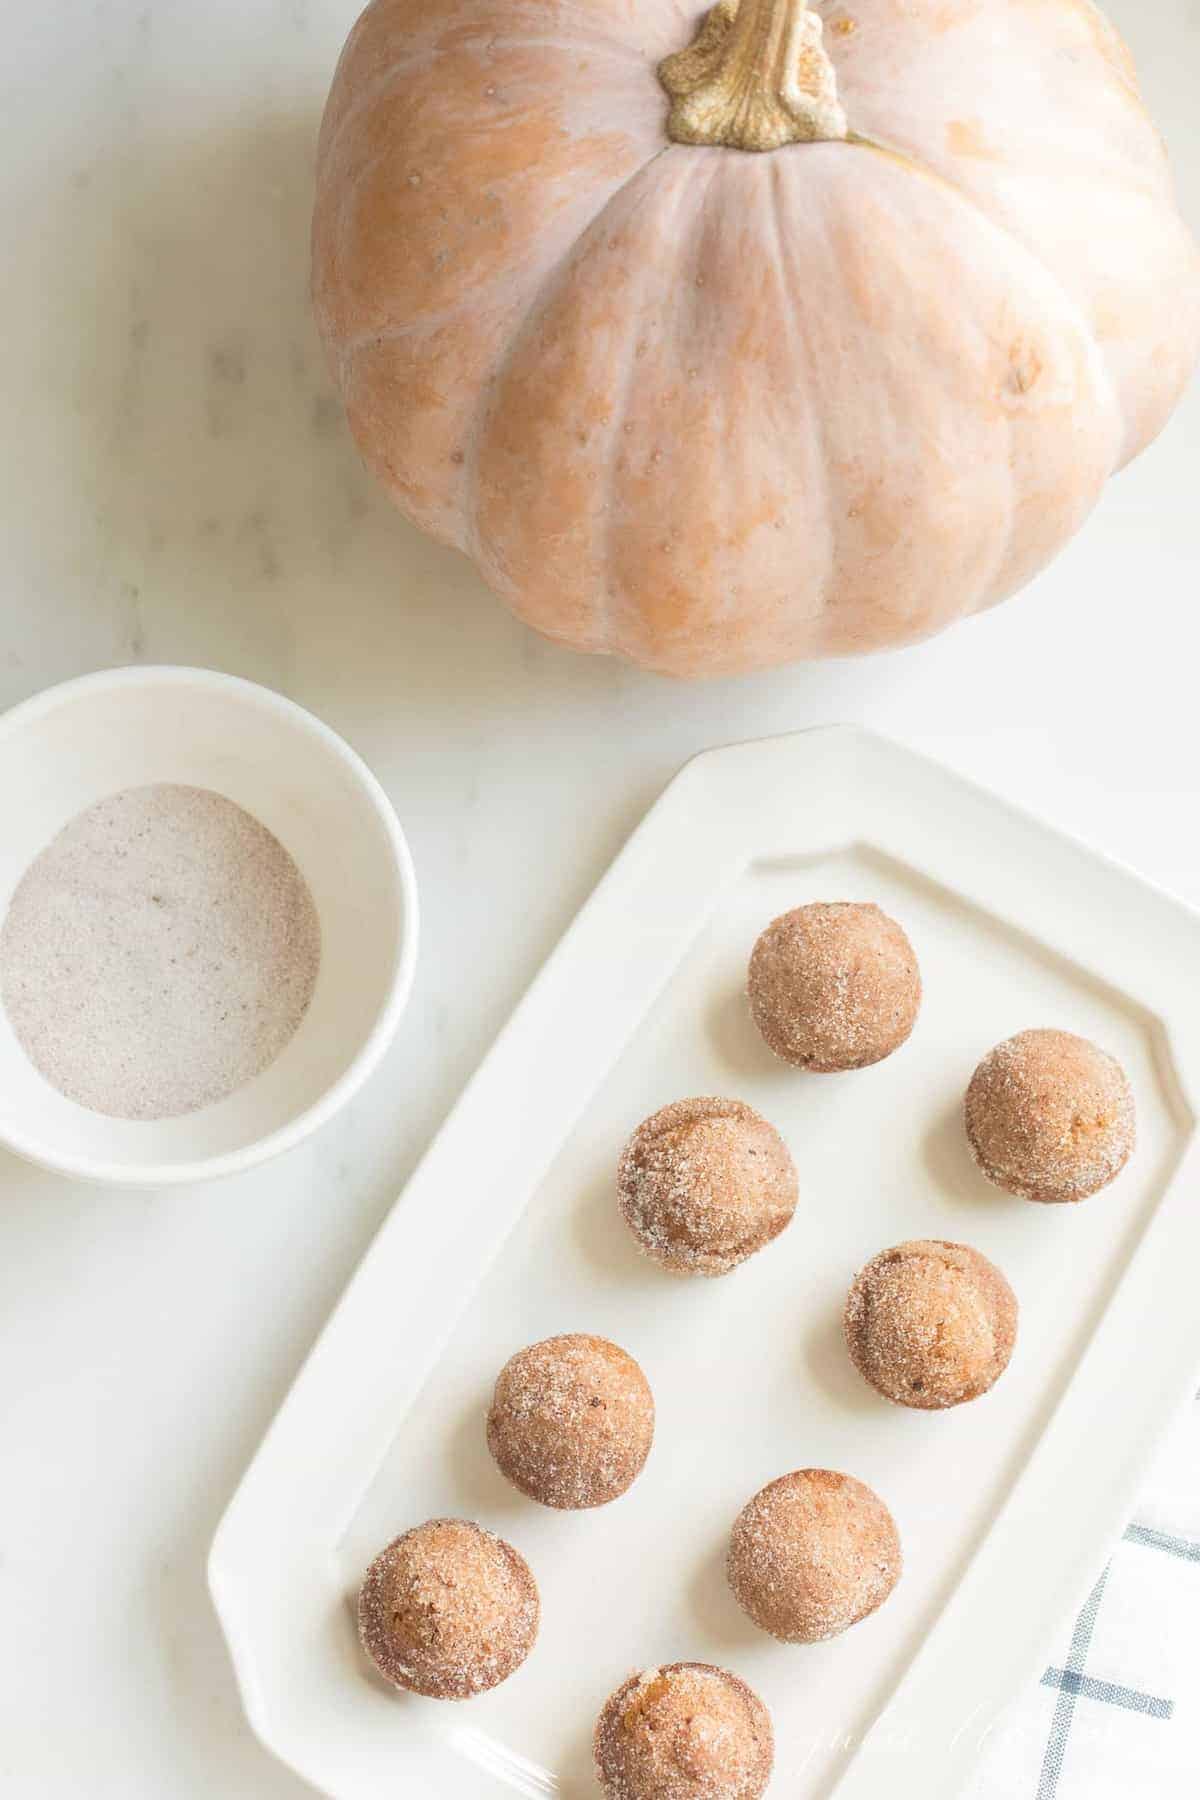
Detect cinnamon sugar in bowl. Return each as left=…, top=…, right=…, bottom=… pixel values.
left=0, top=667, right=417, bottom=1186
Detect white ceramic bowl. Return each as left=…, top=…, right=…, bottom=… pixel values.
left=0, top=667, right=418, bottom=1186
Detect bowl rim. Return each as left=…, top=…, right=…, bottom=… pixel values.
left=0, top=664, right=420, bottom=1188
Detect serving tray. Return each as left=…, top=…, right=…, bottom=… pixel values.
left=210, top=726, right=1200, bottom=1800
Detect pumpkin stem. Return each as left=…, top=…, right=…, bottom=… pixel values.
left=659, top=0, right=847, bottom=151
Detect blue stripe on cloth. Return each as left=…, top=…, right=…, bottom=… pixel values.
left=1124, top=1522, right=1200, bottom=1563
left=1036, top=1566, right=1110, bottom=1800
left=1040, top=1667, right=1174, bottom=1721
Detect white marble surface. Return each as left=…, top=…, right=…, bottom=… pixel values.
left=0, top=3, right=1197, bottom=1795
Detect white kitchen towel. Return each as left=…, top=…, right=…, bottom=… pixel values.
left=966, top=1397, right=1200, bottom=1797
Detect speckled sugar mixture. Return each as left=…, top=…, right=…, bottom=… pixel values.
left=0, top=784, right=321, bottom=1120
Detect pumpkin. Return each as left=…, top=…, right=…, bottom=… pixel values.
left=313, top=0, right=1200, bottom=678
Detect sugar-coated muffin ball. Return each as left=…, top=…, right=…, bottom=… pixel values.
left=617, top=1096, right=798, bottom=1277
left=358, top=1518, right=538, bottom=1698
left=594, top=1663, right=773, bottom=1800
left=965, top=1028, right=1135, bottom=1204
left=487, top=1333, right=654, bottom=1509
left=728, top=1469, right=901, bottom=1644
left=844, top=1239, right=1018, bottom=1410
left=747, top=902, right=921, bottom=1071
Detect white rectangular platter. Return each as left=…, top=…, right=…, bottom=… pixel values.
left=211, top=726, right=1200, bottom=1800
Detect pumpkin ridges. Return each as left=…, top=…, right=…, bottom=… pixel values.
left=459, top=146, right=674, bottom=588
left=733, top=151, right=1112, bottom=655
left=313, top=3, right=666, bottom=542
left=832, top=157, right=1118, bottom=624
left=475, top=141, right=1120, bottom=674
left=781, top=150, right=1020, bottom=654
left=313, top=0, right=670, bottom=341
left=321, top=28, right=659, bottom=180
left=317, top=45, right=426, bottom=175
left=474, top=148, right=834, bottom=671
left=316, top=0, right=1199, bottom=674
left=858, top=133, right=1200, bottom=468
left=470, top=148, right=692, bottom=654
left=322, top=0, right=683, bottom=158
left=470, top=153, right=736, bottom=666
left=824, top=0, right=1199, bottom=464
left=318, top=95, right=654, bottom=341
left=597, top=152, right=727, bottom=666
left=997, top=183, right=1200, bottom=469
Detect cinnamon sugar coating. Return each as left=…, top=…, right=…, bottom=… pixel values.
left=357, top=1518, right=538, bottom=1699
left=747, top=902, right=921, bottom=1072
left=617, top=1097, right=798, bottom=1277
left=594, top=1662, right=773, bottom=1800
left=487, top=1333, right=654, bottom=1509
left=845, top=1239, right=1017, bottom=1409
left=965, top=1028, right=1135, bottom=1204
left=728, top=1469, right=901, bottom=1643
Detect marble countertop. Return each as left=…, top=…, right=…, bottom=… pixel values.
left=2, top=2, right=1198, bottom=1795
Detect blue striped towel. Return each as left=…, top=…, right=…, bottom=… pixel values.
left=965, top=1399, right=1200, bottom=1797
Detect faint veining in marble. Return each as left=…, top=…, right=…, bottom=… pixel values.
left=120, top=579, right=146, bottom=659
left=205, top=336, right=250, bottom=438
left=238, top=508, right=281, bottom=582
left=112, top=290, right=151, bottom=449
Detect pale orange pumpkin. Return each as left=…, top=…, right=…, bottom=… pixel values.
left=313, top=0, right=1200, bottom=677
